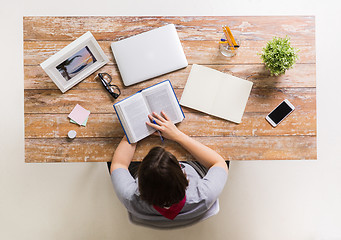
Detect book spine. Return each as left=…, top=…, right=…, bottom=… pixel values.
left=113, top=104, right=131, bottom=144
left=167, top=79, right=185, bottom=119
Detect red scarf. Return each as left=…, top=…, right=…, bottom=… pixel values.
left=153, top=196, right=186, bottom=220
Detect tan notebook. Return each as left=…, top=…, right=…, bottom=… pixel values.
left=180, top=64, right=253, bottom=124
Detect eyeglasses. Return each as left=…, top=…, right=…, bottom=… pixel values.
left=97, top=73, right=121, bottom=99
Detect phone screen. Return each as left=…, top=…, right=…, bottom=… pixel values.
left=268, top=101, right=293, bottom=124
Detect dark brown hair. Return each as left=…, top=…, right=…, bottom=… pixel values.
left=137, top=146, right=188, bottom=207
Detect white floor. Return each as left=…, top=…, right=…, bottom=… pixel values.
left=1, top=0, right=340, bottom=239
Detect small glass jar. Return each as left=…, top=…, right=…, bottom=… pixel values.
left=219, top=36, right=240, bottom=57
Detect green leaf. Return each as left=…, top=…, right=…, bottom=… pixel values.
left=260, top=36, right=299, bottom=76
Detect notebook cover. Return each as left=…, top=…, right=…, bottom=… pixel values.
left=180, top=64, right=253, bottom=124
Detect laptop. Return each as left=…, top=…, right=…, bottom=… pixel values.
left=111, top=24, right=188, bottom=86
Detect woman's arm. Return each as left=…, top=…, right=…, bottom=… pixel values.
left=110, top=136, right=137, bottom=174
left=146, top=111, right=228, bottom=173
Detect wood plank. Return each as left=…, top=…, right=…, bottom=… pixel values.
left=23, top=16, right=315, bottom=41
left=23, top=39, right=315, bottom=66
left=25, top=135, right=317, bottom=163
left=24, top=88, right=316, bottom=114
left=24, top=111, right=316, bottom=139
left=24, top=64, right=316, bottom=90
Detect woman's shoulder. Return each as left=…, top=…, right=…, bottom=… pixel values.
left=184, top=164, right=227, bottom=204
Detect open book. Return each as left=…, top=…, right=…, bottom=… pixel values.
left=114, top=80, right=185, bottom=143
left=180, top=64, right=253, bottom=124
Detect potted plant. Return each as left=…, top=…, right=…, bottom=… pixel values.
left=260, top=36, right=299, bottom=76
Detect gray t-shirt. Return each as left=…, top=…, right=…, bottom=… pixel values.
left=111, top=163, right=227, bottom=228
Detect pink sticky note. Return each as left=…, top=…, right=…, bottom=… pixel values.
left=68, top=104, right=90, bottom=125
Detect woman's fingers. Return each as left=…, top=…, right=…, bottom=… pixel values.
left=152, top=112, right=166, bottom=123
left=161, top=111, right=171, bottom=121
left=146, top=111, right=172, bottom=133
left=148, top=114, right=163, bottom=125
left=146, top=121, right=162, bottom=131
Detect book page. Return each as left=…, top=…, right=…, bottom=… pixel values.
left=142, top=81, right=183, bottom=123
left=119, top=93, right=155, bottom=142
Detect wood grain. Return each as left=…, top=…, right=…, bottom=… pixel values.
left=25, top=136, right=317, bottom=163
left=23, top=16, right=315, bottom=41
left=24, top=64, right=316, bottom=90
left=24, top=112, right=316, bottom=139
left=24, top=40, right=315, bottom=66
left=24, top=88, right=316, bottom=114
left=23, top=16, right=316, bottom=162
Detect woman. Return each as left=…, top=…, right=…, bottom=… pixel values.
left=110, top=111, right=228, bottom=228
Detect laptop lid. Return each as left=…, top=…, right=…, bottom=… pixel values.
left=111, top=24, right=188, bottom=86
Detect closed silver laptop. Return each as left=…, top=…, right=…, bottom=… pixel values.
left=111, top=24, right=188, bottom=86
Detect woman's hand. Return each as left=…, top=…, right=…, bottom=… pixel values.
left=146, top=111, right=184, bottom=142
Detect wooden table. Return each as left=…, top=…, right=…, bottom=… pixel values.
left=24, top=16, right=316, bottom=162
